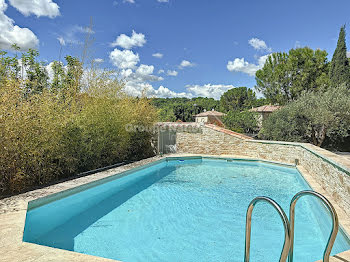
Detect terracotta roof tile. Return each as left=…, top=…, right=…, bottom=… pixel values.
left=249, top=105, right=281, bottom=113
left=194, top=110, right=226, bottom=117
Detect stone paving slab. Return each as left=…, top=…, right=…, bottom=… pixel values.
left=315, top=251, right=350, bottom=262
left=0, top=154, right=349, bottom=262
left=334, top=152, right=350, bottom=164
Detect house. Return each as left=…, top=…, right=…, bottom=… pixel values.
left=194, top=109, right=226, bottom=126
left=249, top=104, right=281, bottom=127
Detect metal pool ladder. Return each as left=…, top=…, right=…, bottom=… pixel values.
left=244, top=196, right=291, bottom=262
left=244, top=191, right=339, bottom=262
left=288, top=190, right=339, bottom=262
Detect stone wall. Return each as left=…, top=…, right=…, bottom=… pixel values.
left=174, top=123, right=350, bottom=217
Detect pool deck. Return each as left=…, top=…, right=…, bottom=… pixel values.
left=0, top=154, right=349, bottom=262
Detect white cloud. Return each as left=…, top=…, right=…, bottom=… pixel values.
left=152, top=52, right=163, bottom=58
left=227, top=58, right=259, bottom=76
left=57, top=36, right=65, bottom=46
left=94, top=58, right=104, bottom=63
left=118, top=63, right=190, bottom=98
left=347, top=51, right=350, bottom=58
left=167, top=70, right=178, bottom=76
left=136, top=64, right=154, bottom=75
left=74, top=25, right=95, bottom=35
left=124, top=82, right=189, bottom=98
left=109, top=48, right=140, bottom=69
left=123, top=68, right=188, bottom=98
left=123, top=0, right=135, bottom=3
left=120, top=68, right=133, bottom=78
left=122, top=66, right=237, bottom=98
left=118, top=64, right=234, bottom=99
left=121, top=64, right=163, bottom=94
left=123, top=76, right=235, bottom=99
left=57, top=25, right=95, bottom=46
left=135, top=64, right=162, bottom=81
left=127, top=83, right=234, bottom=100
left=108, top=46, right=181, bottom=98
left=111, top=30, right=146, bottom=49
left=107, top=41, right=191, bottom=98
left=179, top=59, right=195, bottom=69
left=185, top=84, right=234, bottom=100
left=157, top=0, right=169, bottom=2
left=248, top=38, right=271, bottom=52
left=9, top=0, right=60, bottom=18
left=227, top=54, right=270, bottom=76
left=150, top=86, right=188, bottom=98
left=0, top=0, right=39, bottom=50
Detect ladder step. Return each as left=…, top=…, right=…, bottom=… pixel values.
left=244, top=190, right=339, bottom=262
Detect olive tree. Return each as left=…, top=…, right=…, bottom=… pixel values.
left=259, top=86, right=350, bottom=147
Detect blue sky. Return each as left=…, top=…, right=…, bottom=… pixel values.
left=1, top=0, right=350, bottom=99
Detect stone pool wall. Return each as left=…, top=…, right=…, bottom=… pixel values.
left=172, top=123, right=350, bottom=217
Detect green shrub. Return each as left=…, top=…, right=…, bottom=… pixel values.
left=259, top=86, right=350, bottom=147
left=258, top=103, right=308, bottom=142
left=222, top=110, right=258, bottom=134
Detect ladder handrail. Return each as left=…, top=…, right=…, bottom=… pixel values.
left=288, top=190, right=339, bottom=262
left=244, top=196, right=291, bottom=262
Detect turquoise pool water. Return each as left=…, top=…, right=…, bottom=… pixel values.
left=23, top=157, right=350, bottom=262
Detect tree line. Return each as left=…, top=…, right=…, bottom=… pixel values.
left=152, top=88, right=266, bottom=126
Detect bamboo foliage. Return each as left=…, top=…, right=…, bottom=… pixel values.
left=0, top=49, right=157, bottom=195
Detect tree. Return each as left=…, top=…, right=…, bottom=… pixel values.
left=255, top=47, right=329, bottom=105
left=51, top=61, right=65, bottom=92
left=222, top=110, right=258, bottom=134
left=258, top=103, right=309, bottom=143
left=158, top=107, right=176, bottom=122
left=259, top=86, right=350, bottom=147
left=329, top=25, right=350, bottom=88
left=0, top=50, right=21, bottom=83
left=151, top=97, right=220, bottom=122
left=298, top=86, right=350, bottom=146
left=21, top=49, right=49, bottom=96
left=64, top=55, right=83, bottom=95
left=220, top=87, right=256, bottom=112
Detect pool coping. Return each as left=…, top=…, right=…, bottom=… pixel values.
left=0, top=154, right=349, bottom=262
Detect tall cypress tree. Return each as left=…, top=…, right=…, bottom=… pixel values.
left=329, top=25, right=350, bottom=87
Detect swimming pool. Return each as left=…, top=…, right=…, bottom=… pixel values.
left=23, top=157, right=350, bottom=261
